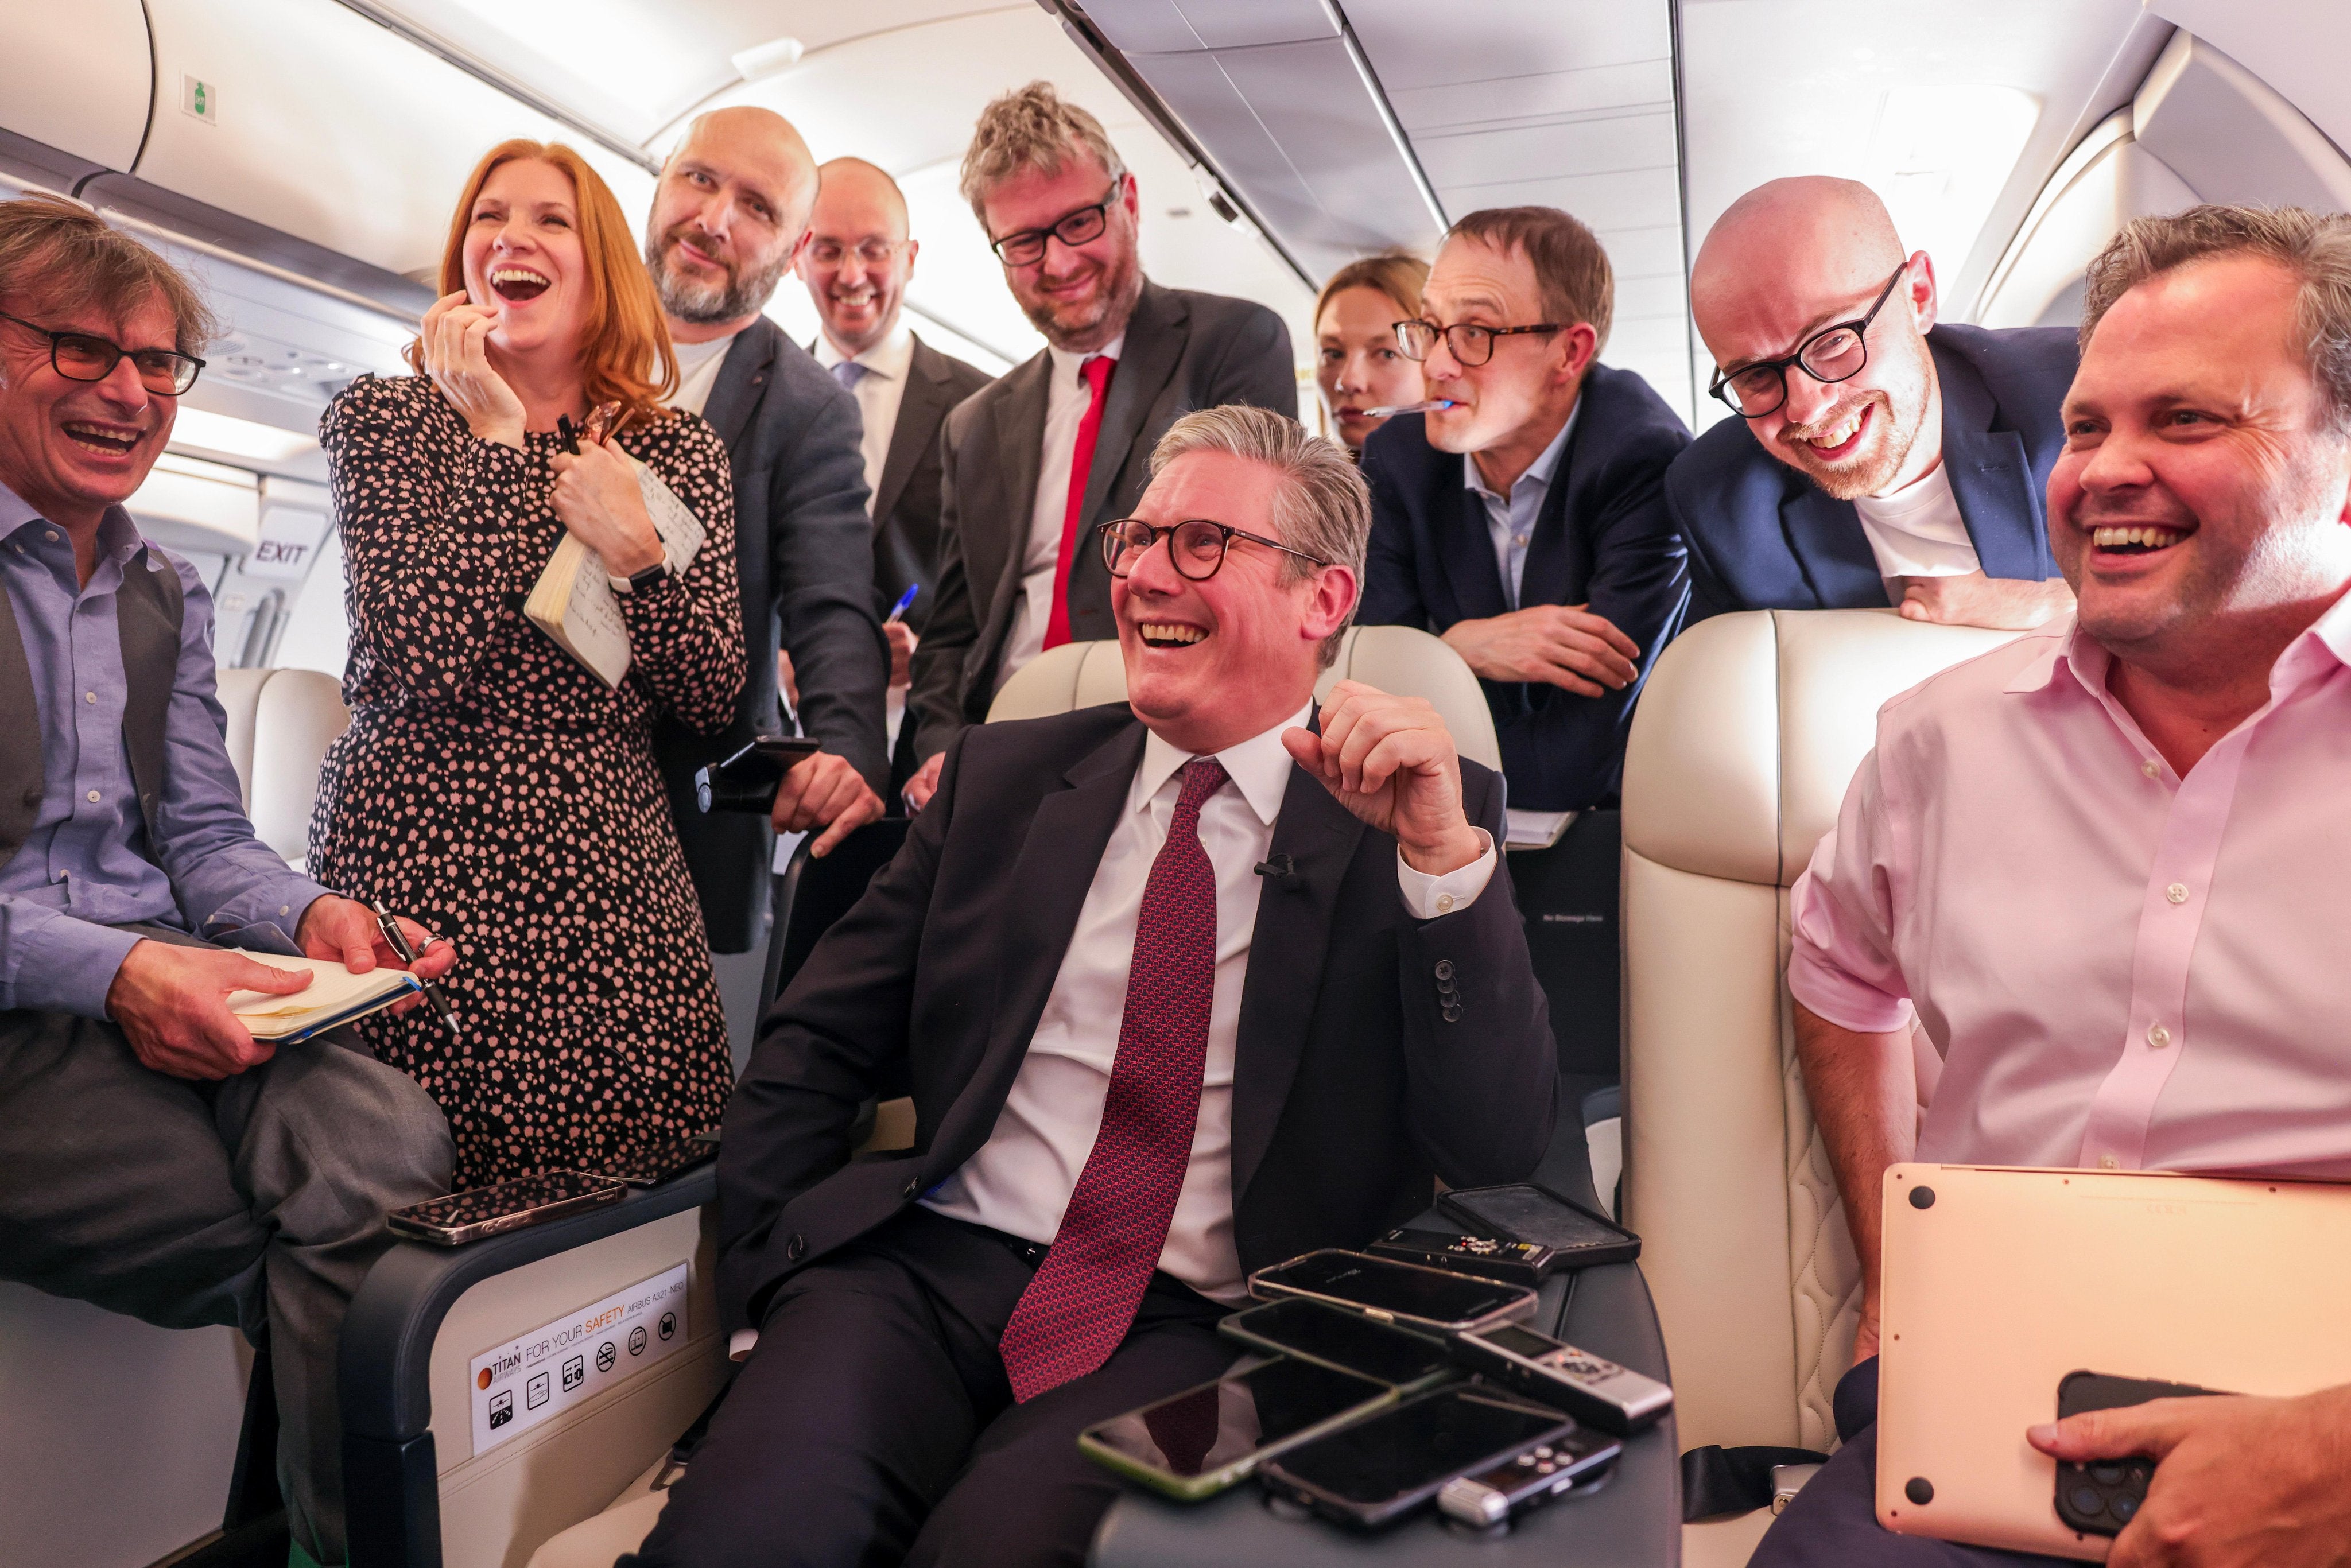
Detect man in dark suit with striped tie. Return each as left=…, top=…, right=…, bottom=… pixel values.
left=626, top=406, right=1555, bottom=1567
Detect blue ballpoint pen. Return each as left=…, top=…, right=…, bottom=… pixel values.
left=885, top=583, right=920, bottom=623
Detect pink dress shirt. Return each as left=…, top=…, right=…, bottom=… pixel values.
left=1789, top=597, right=2351, bottom=1178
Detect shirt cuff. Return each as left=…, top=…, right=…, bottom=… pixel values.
left=200, top=873, right=336, bottom=953
left=1786, top=936, right=1917, bottom=1034
left=1395, top=828, right=1498, bottom=920
left=3, top=905, right=146, bottom=1018
left=728, top=1328, right=759, bottom=1361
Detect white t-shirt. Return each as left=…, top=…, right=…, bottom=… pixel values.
left=1850, top=460, right=1981, bottom=596
left=668, top=331, right=739, bottom=417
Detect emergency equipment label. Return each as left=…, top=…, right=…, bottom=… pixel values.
left=469, top=1262, right=689, bottom=1454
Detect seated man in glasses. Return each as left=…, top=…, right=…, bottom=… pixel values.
left=631, top=406, right=1555, bottom=1568
left=1670, top=176, right=2076, bottom=628
left=1355, top=206, right=1693, bottom=812
left=902, top=81, right=1295, bottom=810
left=0, top=196, right=453, bottom=1568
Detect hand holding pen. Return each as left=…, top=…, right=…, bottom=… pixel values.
left=371, top=900, right=462, bottom=1040
left=883, top=583, right=919, bottom=689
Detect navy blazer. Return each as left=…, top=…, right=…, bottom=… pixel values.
left=1357, top=363, right=1692, bottom=811
left=1668, top=323, right=2078, bottom=619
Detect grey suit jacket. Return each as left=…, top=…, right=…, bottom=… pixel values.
left=654, top=315, right=891, bottom=952
left=906, top=279, right=1295, bottom=756
left=871, top=334, right=994, bottom=635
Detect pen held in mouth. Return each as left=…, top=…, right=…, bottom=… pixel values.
left=1361, top=398, right=1459, bottom=418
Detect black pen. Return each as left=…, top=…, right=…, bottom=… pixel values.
left=373, top=899, right=460, bottom=1040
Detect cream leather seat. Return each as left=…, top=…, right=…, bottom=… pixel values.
left=1619, top=609, right=2026, bottom=1565
left=215, top=666, right=350, bottom=867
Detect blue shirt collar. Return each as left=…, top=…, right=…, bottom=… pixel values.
left=1462, top=397, right=1580, bottom=505
left=0, top=480, right=146, bottom=566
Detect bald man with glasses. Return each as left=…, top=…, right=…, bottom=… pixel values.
left=1669, top=176, right=2077, bottom=628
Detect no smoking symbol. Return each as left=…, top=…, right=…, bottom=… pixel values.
left=596, top=1342, right=616, bottom=1373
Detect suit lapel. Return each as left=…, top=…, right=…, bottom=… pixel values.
left=1433, top=464, right=1513, bottom=620
left=1515, top=446, right=1587, bottom=610
left=930, top=720, right=1147, bottom=1169
left=698, top=319, right=777, bottom=452
left=1081, top=282, right=1187, bottom=529
left=1780, top=480, right=1888, bottom=608
left=874, top=337, right=951, bottom=525
left=1933, top=340, right=2048, bottom=580
left=1228, top=763, right=1367, bottom=1209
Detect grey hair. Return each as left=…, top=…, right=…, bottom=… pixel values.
left=1149, top=405, right=1370, bottom=667
left=0, top=194, right=215, bottom=353
left=959, top=81, right=1127, bottom=222
left=2082, top=204, right=2351, bottom=433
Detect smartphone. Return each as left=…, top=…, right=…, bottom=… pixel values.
left=1368, top=1227, right=1557, bottom=1286
left=2051, top=1372, right=2224, bottom=1536
left=1437, top=1425, right=1625, bottom=1529
left=386, top=1171, right=626, bottom=1245
left=1218, top=1299, right=1456, bottom=1391
left=1078, top=1355, right=1396, bottom=1501
left=1436, top=1183, right=1641, bottom=1268
left=1449, top=1321, right=1673, bottom=1433
left=593, top=1134, right=719, bottom=1188
left=694, top=736, right=823, bottom=814
left=1258, top=1385, right=1616, bottom=1530
left=1248, top=1250, right=1535, bottom=1333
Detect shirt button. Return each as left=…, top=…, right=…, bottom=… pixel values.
left=84, top=789, right=100, bottom=803
left=83, top=692, right=96, bottom=705
left=2098, top=1154, right=2120, bottom=1170
left=2166, top=883, right=2188, bottom=904
left=45, top=530, right=59, bottom=543
left=1436, top=894, right=1456, bottom=914
left=279, top=905, right=291, bottom=916
left=1512, top=533, right=1528, bottom=547
left=2147, top=1024, right=2172, bottom=1049
left=2141, top=760, right=2160, bottom=779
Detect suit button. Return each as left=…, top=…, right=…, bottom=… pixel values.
left=786, top=1233, right=805, bottom=1262
left=1441, top=1004, right=1463, bottom=1024
left=902, top=1177, right=921, bottom=1199
left=1434, top=960, right=1455, bottom=981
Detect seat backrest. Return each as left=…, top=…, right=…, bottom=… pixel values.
left=214, top=666, right=350, bottom=864
left=761, top=818, right=915, bottom=1014
left=985, top=625, right=1503, bottom=773
left=1619, top=608, right=2023, bottom=1453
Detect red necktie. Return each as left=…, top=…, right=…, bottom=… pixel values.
left=1041, top=354, right=1116, bottom=651
left=999, top=756, right=1227, bottom=1402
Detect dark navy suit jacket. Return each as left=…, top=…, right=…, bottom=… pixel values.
left=1667, top=323, right=2078, bottom=620
left=1357, top=363, right=1692, bottom=811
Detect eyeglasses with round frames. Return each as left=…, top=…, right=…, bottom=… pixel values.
left=805, top=238, right=906, bottom=268
left=1097, top=517, right=1329, bottom=581
left=1707, top=262, right=1910, bottom=418
left=989, top=182, right=1123, bottom=267
left=1392, top=317, right=1563, bottom=368
left=0, top=310, right=204, bottom=396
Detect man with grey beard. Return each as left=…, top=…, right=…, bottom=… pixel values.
left=1668, top=177, right=2078, bottom=630
left=642, top=106, right=890, bottom=955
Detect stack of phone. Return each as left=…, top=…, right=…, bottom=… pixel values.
left=1367, top=1181, right=1641, bottom=1284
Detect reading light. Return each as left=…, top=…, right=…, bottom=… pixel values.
left=732, top=37, right=805, bottom=83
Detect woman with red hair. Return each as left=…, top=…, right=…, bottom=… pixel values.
left=312, top=141, right=745, bottom=1188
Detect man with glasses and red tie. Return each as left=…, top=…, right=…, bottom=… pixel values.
left=1356, top=207, right=1693, bottom=812
left=1669, top=176, right=2077, bottom=628
left=628, top=406, right=1555, bottom=1567
left=901, top=82, right=1297, bottom=810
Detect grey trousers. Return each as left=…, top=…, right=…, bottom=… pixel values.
left=0, top=933, right=453, bottom=1564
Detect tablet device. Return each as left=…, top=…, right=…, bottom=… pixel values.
left=1078, top=1355, right=1395, bottom=1501
left=1874, top=1163, right=2351, bottom=1560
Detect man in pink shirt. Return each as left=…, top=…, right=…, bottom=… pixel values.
left=1759, top=205, right=2351, bottom=1567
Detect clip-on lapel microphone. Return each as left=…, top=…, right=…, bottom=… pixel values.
left=1252, top=853, right=1297, bottom=881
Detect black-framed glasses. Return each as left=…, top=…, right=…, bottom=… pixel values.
left=0, top=309, right=204, bottom=396
left=1393, top=317, right=1562, bottom=367
left=1708, top=263, right=1909, bottom=417
left=1098, top=517, right=1329, bottom=581
left=989, top=181, right=1123, bottom=266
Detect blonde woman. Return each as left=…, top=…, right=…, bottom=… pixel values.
left=1314, top=252, right=1429, bottom=452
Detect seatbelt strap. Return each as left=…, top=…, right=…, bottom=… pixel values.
left=1679, top=1443, right=1830, bottom=1522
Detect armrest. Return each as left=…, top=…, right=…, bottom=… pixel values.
left=340, top=1167, right=717, bottom=1568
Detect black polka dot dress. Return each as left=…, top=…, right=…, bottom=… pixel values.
left=311, top=374, right=747, bottom=1190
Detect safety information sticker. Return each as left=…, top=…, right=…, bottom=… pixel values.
left=470, top=1262, right=689, bottom=1455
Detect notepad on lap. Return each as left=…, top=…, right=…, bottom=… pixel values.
left=1504, top=809, right=1576, bottom=851
left=525, top=465, right=708, bottom=687
left=227, top=956, right=422, bottom=1043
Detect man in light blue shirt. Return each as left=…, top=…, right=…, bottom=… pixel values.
left=0, top=196, right=453, bottom=1568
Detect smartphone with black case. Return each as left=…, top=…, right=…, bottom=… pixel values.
left=694, top=736, right=823, bottom=814
left=2051, top=1371, right=2225, bottom=1536
left=1258, top=1385, right=1616, bottom=1530
left=1368, top=1227, right=1558, bottom=1286
left=1218, top=1299, right=1456, bottom=1391
left=1248, top=1250, right=1536, bottom=1334
left=1436, top=1182, right=1641, bottom=1268
left=1449, top=1321, right=1673, bottom=1433
left=386, top=1171, right=626, bottom=1245
left=593, top=1134, right=720, bottom=1188
left=1078, top=1356, right=1397, bottom=1501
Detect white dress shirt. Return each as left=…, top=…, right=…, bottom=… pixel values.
left=922, top=703, right=1499, bottom=1302
left=668, top=330, right=739, bottom=417
left=1462, top=401, right=1580, bottom=610
left=813, top=321, right=916, bottom=502
left=1850, top=460, right=1982, bottom=596
left=999, top=335, right=1124, bottom=689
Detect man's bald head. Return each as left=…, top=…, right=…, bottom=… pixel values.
left=1688, top=176, right=1945, bottom=499
left=815, top=158, right=908, bottom=238
left=801, top=157, right=921, bottom=356
left=647, top=106, right=819, bottom=334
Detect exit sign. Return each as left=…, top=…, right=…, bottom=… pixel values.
left=183, top=75, right=218, bottom=125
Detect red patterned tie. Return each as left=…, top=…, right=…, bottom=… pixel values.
left=999, top=756, right=1228, bottom=1401
left=1041, top=354, right=1116, bottom=651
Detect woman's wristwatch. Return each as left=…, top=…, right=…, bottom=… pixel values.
left=610, top=558, right=673, bottom=596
